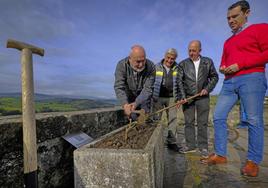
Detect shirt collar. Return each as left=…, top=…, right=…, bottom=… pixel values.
left=232, top=22, right=250, bottom=35
left=191, top=56, right=201, bottom=63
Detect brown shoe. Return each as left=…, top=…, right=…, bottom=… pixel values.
left=200, top=153, right=227, bottom=165
left=241, top=160, right=259, bottom=177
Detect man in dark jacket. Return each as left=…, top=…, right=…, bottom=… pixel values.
left=176, top=40, right=218, bottom=157
left=114, top=45, right=155, bottom=120
left=152, top=48, right=179, bottom=144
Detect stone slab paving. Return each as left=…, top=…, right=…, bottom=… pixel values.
left=163, top=127, right=268, bottom=188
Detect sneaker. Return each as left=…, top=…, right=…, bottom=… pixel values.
left=241, top=160, right=259, bottom=177
left=199, top=148, right=209, bottom=158
left=167, top=143, right=182, bottom=152
left=179, top=146, right=196, bottom=154
left=200, top=153, right=227, bottom=165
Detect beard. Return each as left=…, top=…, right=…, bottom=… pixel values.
left=130, top=64, right=145, bottom=73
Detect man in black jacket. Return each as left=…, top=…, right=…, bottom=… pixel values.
left=176, top=40, right=218, bottom=157
left=114, top=45, right=155, bottom=120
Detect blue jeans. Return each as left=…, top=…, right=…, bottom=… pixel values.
left=237, top=102, right=248, bottom=129
left=213, top=72, right=267, bottom=164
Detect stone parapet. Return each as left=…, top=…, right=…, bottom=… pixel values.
left=0, top=107, right=127, bottom=187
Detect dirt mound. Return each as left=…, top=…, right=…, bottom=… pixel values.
left=93, top=123, right=157, bottom=149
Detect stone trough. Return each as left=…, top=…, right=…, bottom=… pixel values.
left=74, top=124, right=164, bottom=188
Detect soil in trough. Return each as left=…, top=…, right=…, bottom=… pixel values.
left=93, top=122, right=157, bottom=149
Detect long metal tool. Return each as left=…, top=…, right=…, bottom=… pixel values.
left=150, top=93, right=201, bottom=118
left=128, top=92, right=240, bottom=143
left=124, top=93, right=201, bottom=140
left=7, top=39, right=44, bottom=188
left=134, top=93, right=201, bottom=125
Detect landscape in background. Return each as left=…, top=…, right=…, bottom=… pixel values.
left=0, top=93, right=219, bottom=116
left=1, top=93, right=267, bottom=118
left=0, top=93, right=118, bottom=116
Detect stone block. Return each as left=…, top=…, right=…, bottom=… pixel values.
left=74, top=125, right=164, bottom=188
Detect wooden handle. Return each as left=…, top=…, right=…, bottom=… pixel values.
left=7, top=39, right=44, bottom=56
left=150, top=93, right=201, bottom=116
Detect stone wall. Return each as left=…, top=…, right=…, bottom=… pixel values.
left=0, top=107, right=128, bottom=188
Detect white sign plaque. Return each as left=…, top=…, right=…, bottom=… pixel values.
left=62, top=131, right=93, bottom=148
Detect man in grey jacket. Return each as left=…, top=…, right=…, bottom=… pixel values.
left=152, top=48, right=179, bottom=144
left=176, top=40, right=218, bottom=157
left=114, top=45, right=155, bottom=120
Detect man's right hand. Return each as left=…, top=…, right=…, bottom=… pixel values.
left=180, top=99, right=187, bottom=104
left=123, top=103, right=132, bottom=116
left=219, top=66, right=226, bottom=74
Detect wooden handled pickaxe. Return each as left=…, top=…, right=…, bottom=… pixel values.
left=7, top=39, right=44, bottom=188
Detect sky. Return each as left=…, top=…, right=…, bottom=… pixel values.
left=0, top=0, right=268, bottom=99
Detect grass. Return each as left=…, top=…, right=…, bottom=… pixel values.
left=1, top=95, right=267, bottom=125
left=0, top=97, right=114, bottom=116
left=35, top=102, right=77, bottom=112
left=0, top=97, right=22, bottom=115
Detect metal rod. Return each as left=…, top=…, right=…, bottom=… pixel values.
left=149, top=93, right=201, bottom=117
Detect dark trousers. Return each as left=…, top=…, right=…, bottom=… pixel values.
left=152, top=97, right=177, bottom=136
left=182, top=96, right=209, bottom=149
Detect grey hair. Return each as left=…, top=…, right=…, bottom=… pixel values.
left=165, top=48, right=178, bottom=57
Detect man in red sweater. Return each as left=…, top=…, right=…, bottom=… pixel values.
left=202, top=0, right=268, bottom=177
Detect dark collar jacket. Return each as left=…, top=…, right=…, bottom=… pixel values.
left=114, top=57, right=155, bottom=106
left=176, top=56, right=219, bottom=100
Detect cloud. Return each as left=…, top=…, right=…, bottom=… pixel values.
left=0, top=71, right=21, bottom=92
left=0, top=0, right=268, bottom=98
left=34, top=73, right=115, bottom=98
left=0, top=0, right=75, bottom=42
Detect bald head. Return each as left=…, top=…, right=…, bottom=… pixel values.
left=129, top=45, right=146, bottom=72
left=189, top=40, right=201, bottom=49
left=188, top=40, right=202, bottom=61
left=130, top=45, right=146, bottom=56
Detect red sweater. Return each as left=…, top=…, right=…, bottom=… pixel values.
left=221, top=23, right=268, bottom=79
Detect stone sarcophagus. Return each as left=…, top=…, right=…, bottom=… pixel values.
left=74, top=123, right=164, bottom=188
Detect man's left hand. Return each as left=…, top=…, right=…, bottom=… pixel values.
left=200, top=89, right=208, bottom=96
left=224, top=64, right=239, bottom=74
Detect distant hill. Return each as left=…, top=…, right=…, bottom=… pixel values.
left=0, top=93, right=119, bottom=116
left=0, top=93, right=117, bottom=101
left=0, top=92, right=62, bottom=100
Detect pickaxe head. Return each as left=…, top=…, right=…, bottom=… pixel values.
left=132, top=109, right=147, bottom=124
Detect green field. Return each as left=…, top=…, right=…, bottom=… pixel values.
left=1, top=95, right=266, bottom=122
left=0, top=97, right=116, bottom=116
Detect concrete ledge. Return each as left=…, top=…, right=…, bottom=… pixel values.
left=0, top=107, right=128, bottom=187
left=74, top=125, right=164, bottom=188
